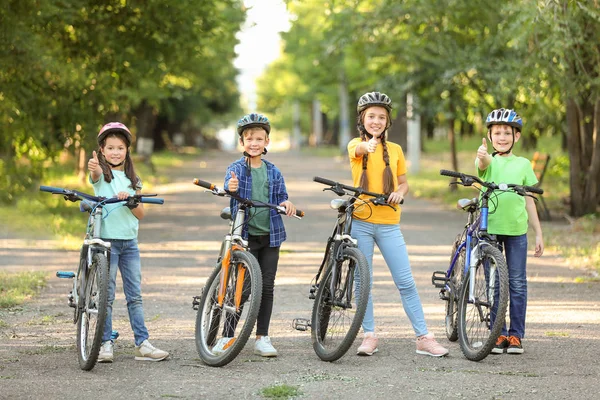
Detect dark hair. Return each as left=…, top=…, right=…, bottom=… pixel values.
left=97, top=132, right=141, bottom=190
left=356, top=111, right=395, bottom=195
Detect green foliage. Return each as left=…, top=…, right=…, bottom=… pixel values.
left=0, top=272, right=48, bottom=309
left=1, top=0, right=245, bottom=203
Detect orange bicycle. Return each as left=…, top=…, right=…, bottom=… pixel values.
left=191, top=178, right=303, bottom=367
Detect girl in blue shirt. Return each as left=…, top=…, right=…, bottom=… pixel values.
left=88, top=122, right=169, bottom=363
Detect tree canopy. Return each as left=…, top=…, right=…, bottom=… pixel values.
left=256, top=0, right=599, bottom=216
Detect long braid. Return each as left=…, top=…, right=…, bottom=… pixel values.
left=357, top=112, right=370, bottom=191
left=380, top=136, right=395, bottom=195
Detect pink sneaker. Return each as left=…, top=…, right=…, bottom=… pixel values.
left=357, top=335, right=378, bottom=356
left=416, top=333, right=449, bottom=357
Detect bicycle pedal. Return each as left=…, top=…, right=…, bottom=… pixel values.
left=438, top=291, right=450, bottom=301
left=191, top=295, right=201, bottom=310
left=67, top=292, right=75, bottom=308
left=431, top=270, right=449, bottom=288
left=292, top=318, right=311, bottom=332
left=57, top=271, right=75, bottom=279
left=111, top=330, right=119, bottom=341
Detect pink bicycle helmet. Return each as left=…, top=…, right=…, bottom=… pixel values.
left=97, top=122, right=132, bottom=146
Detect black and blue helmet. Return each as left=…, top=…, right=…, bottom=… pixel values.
left=485, top=108, right=523, bottom=130
left=237, top=113, right=271, bottom=136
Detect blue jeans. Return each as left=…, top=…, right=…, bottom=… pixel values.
left=492, top=234, right=528, bottom=339
left=102, top=239, right=149, bottom=346
left=351, top=220, right=428, bottom=337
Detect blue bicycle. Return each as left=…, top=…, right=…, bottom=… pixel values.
left=431, top=170, right=543, bottom=361
left=40, top=186, right=163, bottom=370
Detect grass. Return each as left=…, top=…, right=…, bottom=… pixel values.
left=0, top=272, right=48, bottom=309
left=260, top=384, right=301, bottom=399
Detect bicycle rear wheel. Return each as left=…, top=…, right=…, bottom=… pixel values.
left=76, top=253, right=108, bottom=370
left=195, top=250, right=262, bottom=367
left=457, top=245, right=508, bottom=361
left=311, top=246, right=369, bottom=362
left=445, top=234, right=465, bottom=342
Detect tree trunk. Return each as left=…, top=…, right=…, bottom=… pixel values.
left=134, top=99, right=157, bottom=159
left=448, top=116, right=458, bottom=193
left=566, top=97, right=600, bottom=216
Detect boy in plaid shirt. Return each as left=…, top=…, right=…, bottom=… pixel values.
left=222, top=113, right=296, bottom=357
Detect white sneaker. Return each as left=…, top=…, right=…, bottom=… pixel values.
left=98, top=341, right=114, bottom=363
left=212, top=337, right=235, bottom=355
left=254, top=336, right=278, bottom=357
left=134, top=339, right=169, bottom=361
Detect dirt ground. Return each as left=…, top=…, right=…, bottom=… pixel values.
left=1, top=150, right=599, bottom=400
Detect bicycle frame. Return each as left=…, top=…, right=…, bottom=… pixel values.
left=434, top=168, right=543, bottom=319
left=215, top=205, right=250, bottom=312
left=73, top=204, right=111, bottom=310
left=311, top=197, right=359, bottom=307
left=192, top=178, right=303, bottom=312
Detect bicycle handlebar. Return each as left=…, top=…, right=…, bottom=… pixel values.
left=439, top=169, right=543, bottom=195
left=313, top=176, right=404, bottom=205
left=193, top=178, right=304, bottom=218
left=39, top=186, right=165, bottom=204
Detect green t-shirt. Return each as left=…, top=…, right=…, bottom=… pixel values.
left=90, top=171, right=140, bottom=240
left=248, top=162, right=270, bottom=236
left=477, top=155, right=538, bottom=236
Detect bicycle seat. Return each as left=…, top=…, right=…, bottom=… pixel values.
left=220, top=207, right=231, bottom=220
left=457, top=198, right=478, bottom=212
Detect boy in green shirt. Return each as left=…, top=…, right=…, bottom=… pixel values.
left=476, top=108, right=544, bottom=355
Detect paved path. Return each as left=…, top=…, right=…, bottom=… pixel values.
left=1, top=150, right=599, bottom=400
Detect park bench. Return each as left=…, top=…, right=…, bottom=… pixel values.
left=531, top=151, right=551, bottom=220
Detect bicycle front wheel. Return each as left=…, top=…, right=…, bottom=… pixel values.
left=76, top=253, right=108, bottom=371
left=457, top=245, right=508, bottom=361
left=311, top=246, right=370, bottom=362
left=195, top=250, right=262, bottom=367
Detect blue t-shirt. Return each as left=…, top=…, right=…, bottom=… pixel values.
left=90, top=171, right=140, bottom=239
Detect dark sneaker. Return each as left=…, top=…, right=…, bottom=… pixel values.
left=507, top=336, right=524, bottom=354
left=491, top=335, right=509, bottom=354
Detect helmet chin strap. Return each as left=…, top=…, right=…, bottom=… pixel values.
left=242, top=149, right=267, bottom=176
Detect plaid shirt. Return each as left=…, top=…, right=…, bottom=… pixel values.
left=224, top=157, right=289, bottom=247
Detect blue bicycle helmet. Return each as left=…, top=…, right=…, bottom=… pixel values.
left=236, top=113, right=271, bottom=136
left=485, top=108, right=523, bottom=130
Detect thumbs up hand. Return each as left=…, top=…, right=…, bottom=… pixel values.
left=88, top=151, right=102, bottom=174
left=228, top=171, right=239, bottom=192
left=477, top=138, right=489, bottom=161
left=367, top=137, right=378, bottom=153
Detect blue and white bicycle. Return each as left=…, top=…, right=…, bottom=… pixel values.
left=40, top=186, right=163, bottom=370
left=432, top=170, right=543, bottom=361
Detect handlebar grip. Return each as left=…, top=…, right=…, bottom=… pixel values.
left=313, top=176, right=337, bottom=186
left=141, top=197, right=164, bottom=205
left=440, top=169, right=462, bottom=178
left=525, top=186, right=544, bottom=195
left=295, top=209, right=305, bottom=218
left=40, top=185, right=66, bottom=194
left=193, top=178, right=214, bottom=190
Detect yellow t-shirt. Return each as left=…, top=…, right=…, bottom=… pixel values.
left=347, top=137, right=407, bottom=224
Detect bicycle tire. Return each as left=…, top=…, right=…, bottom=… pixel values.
left=445, top=234, right=465, bottom=342
left=195, top=250, right=262, bottom=367
left=76, top=253, right=108, bottom=371
left=311, top=246, right=370, bottom=362
left=457, top=245, right=508, bottom=361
